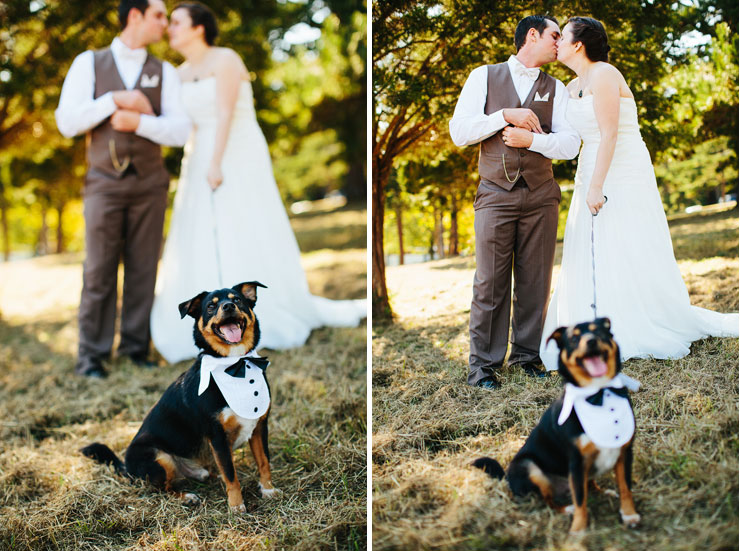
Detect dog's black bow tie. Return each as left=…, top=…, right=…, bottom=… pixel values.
left=585, top=386, right=629, bottom=406
left=225, top=356, right=269, bottom=377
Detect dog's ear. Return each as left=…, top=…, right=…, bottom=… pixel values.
left=233, top=281, right=267, bottom=303
left=597, top=317, right=612, bottom=333
left=547, top=327, right=567, bottom=347
left=179, top=291, right=208, bottom=319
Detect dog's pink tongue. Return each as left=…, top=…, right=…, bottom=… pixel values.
left=221, top=323, right=242, bottom=343
left=583, top=357, right=608, bottom=377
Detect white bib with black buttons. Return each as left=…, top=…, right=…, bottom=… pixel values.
left=557, top=373, right=640, bottom=448
left=198, top=353, right=270, bottom=419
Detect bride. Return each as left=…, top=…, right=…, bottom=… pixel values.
left=540, top=16, right=738, bottom=370
left=151, top=2, right=366, bottom=364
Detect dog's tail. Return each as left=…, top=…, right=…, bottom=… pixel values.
left=81, top=443, right=131, bottom=479
left=471, top=457, right=505, bottom=479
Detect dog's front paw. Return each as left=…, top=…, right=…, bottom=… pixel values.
left=230, top=502, right=247, bottom=514
left=182, top=493, right=201, bottom=506
left=620, top=510, right=641, bottom=528
left=259, top=482, right=282, bottom=499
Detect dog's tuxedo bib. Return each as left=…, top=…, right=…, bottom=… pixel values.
left=198, top=353, right=270, bottom=419
left=558, top=373, right=640, bottom=448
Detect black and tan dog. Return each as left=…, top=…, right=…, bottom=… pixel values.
left=472, top=318, right=640, bottom=534
left=81, top=281, right=278, bottom=512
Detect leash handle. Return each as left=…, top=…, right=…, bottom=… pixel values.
left=590, top=195, right=607, bottom=317
left=211, top=191, right=224, bottom=288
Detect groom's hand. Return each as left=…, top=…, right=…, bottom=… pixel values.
left=502, top=108, right=543, bottom=134
left=111, top=109, right=141, bottom=133
left=112, top=90, right=154, bottom=115
left=501, top=126, right=533, bottom=148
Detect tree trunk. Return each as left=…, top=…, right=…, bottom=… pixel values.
left=0, top=179, right=9, bottom=261
left=448, top=192, right=459, bottom=257
left=37, top=205, right=48, bottom=256
left=395, top=202, right=404, bottom=266
left=343, top=160, right=366, bottom=203
left=372, top=157, right=392, bottom=320
left=435, top=206, right=445, bottom=259
left=56, top=199, right=66, bottom=254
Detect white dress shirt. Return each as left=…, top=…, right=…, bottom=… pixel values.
left=55, top=37, right=190, bottom=147
left=449, top=55, right=580, bottom=160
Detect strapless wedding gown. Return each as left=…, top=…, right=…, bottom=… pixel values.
left=540, top=95, right=738, bottom=371
left=150, top=78, right=366, bottom=363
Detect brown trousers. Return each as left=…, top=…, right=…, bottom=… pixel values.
left=77, top=167, right=168, bottom=370
left=468, top=178, right=560, bottom=385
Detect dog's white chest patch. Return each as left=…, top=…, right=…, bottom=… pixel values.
left=578, top=434, right=622, bottom=475
left=221, top=408, right=259, bottom=450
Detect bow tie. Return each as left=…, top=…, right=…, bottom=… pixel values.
left=224, top=356, right=270, bottom=377
left=116, top=46, right=147, bottom=63
left=514, top=64, right=540, bottom=81
left=585, top=386, right=630, bottom=406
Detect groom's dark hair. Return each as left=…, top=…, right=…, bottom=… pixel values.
left=119, top=0, right=150, bottom=30
left=515, top=15, right=559, bottom=51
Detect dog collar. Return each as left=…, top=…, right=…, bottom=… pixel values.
left=199, top=352, right=270, bottom=419
left=558, top=373, right=640, bottom=448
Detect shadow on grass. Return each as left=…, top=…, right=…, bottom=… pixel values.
left=291, top=204, right=367, bottom=253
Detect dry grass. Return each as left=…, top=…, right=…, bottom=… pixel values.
left=372, top=207, right=739, bottom=550
left=0, top=206, right=367, bottom=551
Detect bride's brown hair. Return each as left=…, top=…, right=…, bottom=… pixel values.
left=567, top=16, right=610, bottom=62
left=174, top=2, right=218, bottom=46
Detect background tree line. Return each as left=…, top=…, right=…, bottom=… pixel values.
left=372, top=0, right=738, bottom=318
left=0, top=0, right=366, bottom=260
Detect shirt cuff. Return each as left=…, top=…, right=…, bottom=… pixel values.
left=489, top=110, right=506, bottom=133
left=528, top=132, right=545, bottom=154
left=135, top=114, right=157, bottom=141
left=97, top=92, right=118, bottom=121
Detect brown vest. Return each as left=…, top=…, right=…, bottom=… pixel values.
left=86, top=48, right=167, bottom=180
left=478, top=63, right=557, bottom=190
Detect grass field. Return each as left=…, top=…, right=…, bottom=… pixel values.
left=0, top=205, right=368, bottom=551
left=372, top=207, right=739, bottom=551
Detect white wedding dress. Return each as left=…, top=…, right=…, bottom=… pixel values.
left=540, top=95, right=738, bottom=371
left=150, top=78, right=366, bottom=364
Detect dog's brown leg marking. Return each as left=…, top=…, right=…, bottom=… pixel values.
left=155, top=451, right=179, bottom=490
left=526, top=461, right=566, bottom=513
left=615, top=444, right=640, bottom=527
left=569, top=437, right=597, bottom=533
left=155, top=451, right=200, bottom=504
left=249, top=418, right=275, bottom=493
left=218, top=410, right=242, bottom=449
left=208, top=441, right=244, bottom=511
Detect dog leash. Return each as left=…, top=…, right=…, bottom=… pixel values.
left=211, top=191, right=224, bottom=287
left=590, top=195, right=608, bottom=317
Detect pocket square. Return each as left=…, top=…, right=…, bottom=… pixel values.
left=140, top=74, right=159, bottom=88
left=534, top=92, right=550, bottom=102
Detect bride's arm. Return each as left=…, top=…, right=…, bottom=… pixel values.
left=587, top=66, right=621, bottom=215
left=208, top=49, right=249, bottom=190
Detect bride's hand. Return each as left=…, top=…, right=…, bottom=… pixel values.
left=586, top=186, right=606, bottom=215
left=207, top=165, right=223, bottom=190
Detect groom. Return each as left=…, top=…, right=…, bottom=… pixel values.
left=55, top=0, right=190, bottom=377
left=449, top=15, right=580, bottom=389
